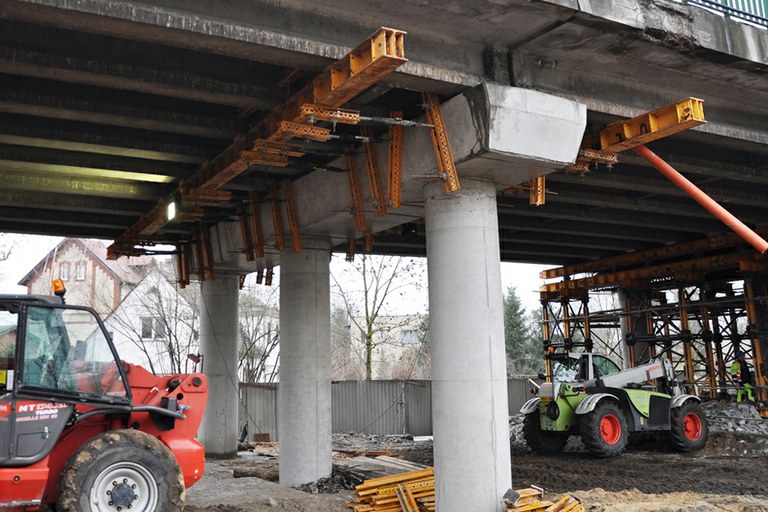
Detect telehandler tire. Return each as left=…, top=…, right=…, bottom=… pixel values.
left=580, top=401, right=628, bottom=457
left=670, top=400, right=708, bottom=452
left=57, top=429, right=184, bottom=512
left=523, top=412, right=568, bottom=454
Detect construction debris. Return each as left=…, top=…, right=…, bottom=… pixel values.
left=702, top=400, right=768, bottom=435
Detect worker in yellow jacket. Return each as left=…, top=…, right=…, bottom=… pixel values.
left=731, top=350, right=755, bottom=402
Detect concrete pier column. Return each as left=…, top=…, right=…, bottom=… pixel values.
left=198, top=274, right=240, bottom=457
left=278, top=244, right=332, bottom=485
left=424, top=179, right=511, bottom=512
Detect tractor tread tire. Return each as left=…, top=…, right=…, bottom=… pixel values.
left=670, top=400, right=709, bottom=452
left=57, top=428, right=184, bottom=512
left=523, top=412, right=568, bottom=454
left=580, top=401, right=628, bottom=458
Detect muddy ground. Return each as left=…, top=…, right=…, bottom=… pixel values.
left=186, top=439, right=768, bottom=511
left=186, top=405, right=768, bottom=512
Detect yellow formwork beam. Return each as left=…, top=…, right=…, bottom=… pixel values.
left=540, top=252, right=744, bottom=294
left=586, top=97, right=705, bottom=154
left=563, top=97, right=705, bottom=175
left=108, top=27, right=406, bottom=258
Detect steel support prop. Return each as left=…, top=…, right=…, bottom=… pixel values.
left=634, top=145, right=768, bottom=254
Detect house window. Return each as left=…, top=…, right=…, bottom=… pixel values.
left=140, top=317, right=167, bottom=341
left=400, top=329, right=420, bottom=344
left=75, top=261, right=86, bottom=281
left=60, top=263, right=70, bottom=281
left=141, top=317, right=154, bottom=339
left=155, top=320, right=167, bottom=340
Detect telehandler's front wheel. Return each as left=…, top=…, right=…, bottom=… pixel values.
left=522, top=412, right=569, bottom=454
left=57, top=429, right=184, bottom=512
left=580, top=401, right=628, bottom=457
left=670, top=400, right=708, bottom=452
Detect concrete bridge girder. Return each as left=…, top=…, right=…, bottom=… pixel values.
left=209, top=83, right=586, bottom=274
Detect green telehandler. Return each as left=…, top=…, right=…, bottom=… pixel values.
left=521, top=352, right=708, bottom=457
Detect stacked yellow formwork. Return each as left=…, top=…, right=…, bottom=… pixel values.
left=345, top=468, right=434, bottom=512
left=504, top=488, right=583, bottom=512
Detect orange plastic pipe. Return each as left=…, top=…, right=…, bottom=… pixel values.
left=634, top=145, right=768, bottom=254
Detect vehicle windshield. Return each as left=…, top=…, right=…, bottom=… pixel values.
left=551, top=353, right=622, bottom=382
left=20, top=305, right=127, bottom=402
left=0, top=310, right=18, bottom=397
left=552, top=356, right=580, bottom=382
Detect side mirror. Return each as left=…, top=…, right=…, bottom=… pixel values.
left=537, top=373, right=546, bottom=380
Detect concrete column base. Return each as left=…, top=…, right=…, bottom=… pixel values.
left=278, top=245, right=332, bottom=486
left=425, top=179, right=512, bottom=512
left=198, top=274, right=240, bottom=458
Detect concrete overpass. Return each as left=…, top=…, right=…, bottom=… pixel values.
left=1, top=1, right=767, bottom=511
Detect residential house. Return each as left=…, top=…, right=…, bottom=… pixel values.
left=18, top=238, right=199, bottom=374
left=348, top=314, right=430, bottom=380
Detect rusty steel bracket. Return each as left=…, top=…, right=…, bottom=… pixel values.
left=299, top=103, right=361, bottom=126
left=346, top=239, right=356, bottom=262
left=282, top=178, right=302, bottom=253
left=268, top=180, right=286, bottom=252
left=388, top=110, right=404, bottom=208
left=423, top=93, right=460, bottom=193
left=248, top=193, right=266, bottom=258
left=346, top=153, right=367, bottom=233
left=176, top=243, right=191, bottom=289
left=361, top=126, right=387, bottom=217
left=270, top=121, right=332, bottom=142
left=529, top=176, right=546, bottom=206
left=238, top=208, right=255, bottom=262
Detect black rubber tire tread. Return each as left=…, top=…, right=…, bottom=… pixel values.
left=669, top=400, right=709, bottom=452
left=56, top=428, right=184, bottom=512
left=580, top=401, right=628, bottom=457
left=523, top=412, right=569, bottom=454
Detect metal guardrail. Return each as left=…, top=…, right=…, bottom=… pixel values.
left=685, top=0, right=768, bottom=28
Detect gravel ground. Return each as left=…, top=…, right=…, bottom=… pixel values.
left=186, top=401, right=768, bottom=511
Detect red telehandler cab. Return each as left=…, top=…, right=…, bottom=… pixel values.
left=0, top=284, right=208, bottom=511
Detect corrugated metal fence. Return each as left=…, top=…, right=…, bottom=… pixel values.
left=239, top=378, right=534, bottom=441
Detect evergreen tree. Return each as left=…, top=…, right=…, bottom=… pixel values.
left=503, top=286, right=544, bottom=376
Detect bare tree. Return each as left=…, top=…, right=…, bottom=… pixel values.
left=0, top=233, right=13, bottom=263
left=238, top=284, right=280, bottom=383
left=104, top=270, right=199, bottom=375
left=331, top=306, right=365, bottom=380
left=389, top=314, right=431, bottom=380
left=331, top=254, right=426, bottom=380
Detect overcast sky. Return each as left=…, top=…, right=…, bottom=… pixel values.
left=0, top=233, right=551, bottom=314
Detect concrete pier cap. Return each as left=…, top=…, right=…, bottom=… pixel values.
left=432, top=83, right=587, bottom=189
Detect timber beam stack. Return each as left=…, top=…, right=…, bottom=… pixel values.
left=505, top=488, right=584, bottom=512
left=345, top=467, right=434, bottom=512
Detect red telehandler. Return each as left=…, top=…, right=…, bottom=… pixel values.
left=0, top=281, right=208, bottom=511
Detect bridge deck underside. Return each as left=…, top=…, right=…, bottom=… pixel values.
left=1, top=0, right=767, bottom=268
